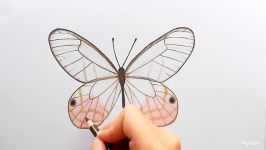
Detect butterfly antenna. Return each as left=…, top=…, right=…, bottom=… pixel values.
left=122, top=38, right=137, bottom=67
left=112, top=38, right=121, bottom=68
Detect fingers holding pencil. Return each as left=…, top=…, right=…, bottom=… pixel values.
left=89, top=105, right=181, bottom=150
left=98, top=105, right=157, bottom=142
left=96, top=105, right=167, bottom=150
left=85, top=117, right=111, bottom=150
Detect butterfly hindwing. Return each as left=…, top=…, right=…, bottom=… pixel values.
left=124, top=78, right=178, bottom=126
left=68, top=79, right=121, bottom=128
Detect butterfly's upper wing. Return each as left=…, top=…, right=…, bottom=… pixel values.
left=49, top=28, right=118, bottom=83
left=124, top=27, right=195, bottom=126
left=49, top=29, right=121, bottom=128
left=126, top=27, right=195, bottom=82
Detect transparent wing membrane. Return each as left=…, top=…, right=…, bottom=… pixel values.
left=124, top=78, right=178, bottom=126
left=68, top=79, right=121, bottom=128
left=126, top=27, right=195, bottom=82
left=49, top=29, right=117, bottom=83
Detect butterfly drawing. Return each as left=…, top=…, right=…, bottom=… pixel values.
left=49, top=27, right=195, bottom=128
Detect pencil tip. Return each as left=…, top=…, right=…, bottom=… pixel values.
left=85, top=117, right=94, bottom=127
left=85, top=117, right=89, bottom=121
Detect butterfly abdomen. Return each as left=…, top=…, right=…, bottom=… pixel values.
left=118, top=67, right=126, bottom=107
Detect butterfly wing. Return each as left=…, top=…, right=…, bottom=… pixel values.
left=49, top=28, right=117, bottom=83
left=124, top=78, right=178, bottom=126
left=126, top=27, right=195, bottom=82
left=68, top=78, right=121, bottom=128
left=124, top=27, right=195, bottom=126
left=49, top=29, right=121, bottom=128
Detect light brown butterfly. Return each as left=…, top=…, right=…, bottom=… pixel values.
left=49, top=27, right=195, bottom=128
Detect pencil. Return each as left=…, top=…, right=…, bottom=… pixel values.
left=85, top=117, right=111, bottom=150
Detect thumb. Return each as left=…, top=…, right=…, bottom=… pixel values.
left=97, top=105, right=158, bottom=143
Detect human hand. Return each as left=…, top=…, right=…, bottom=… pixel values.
left=91, top=105, right=181, bottom=150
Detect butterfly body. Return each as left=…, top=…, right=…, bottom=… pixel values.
left=49, top=27, right=195, bottom=128
left=118, top=67, right=126, bottom=108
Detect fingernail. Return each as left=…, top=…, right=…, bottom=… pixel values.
left=97, top=130, right=103, bottom=136
left=91, top=138, right=105, bottom=150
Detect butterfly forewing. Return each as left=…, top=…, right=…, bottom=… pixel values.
left=49, top=28, right=117, bottom=83
left=126, top=27, right=195, bottom=82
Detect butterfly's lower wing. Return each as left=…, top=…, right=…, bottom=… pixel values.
left=49, top=28, right=117, bottom=83
left=68, top=78, right=121, bottom=128
left=124, top=78, right=178, bottom=126
left=126, top=27, right=195, bottom=82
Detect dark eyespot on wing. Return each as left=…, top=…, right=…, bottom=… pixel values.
left=169, top=96, right=176, bottom=104
left=70, top=98, right=76, bottom=107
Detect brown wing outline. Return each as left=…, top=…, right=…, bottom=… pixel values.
left=68, top=78, right=121, bottom=128
left=124, top=78, right=178, bottom=126
left=125, top=27, right=195, bottom=82
left=49, top=28, right=118, bottom=83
